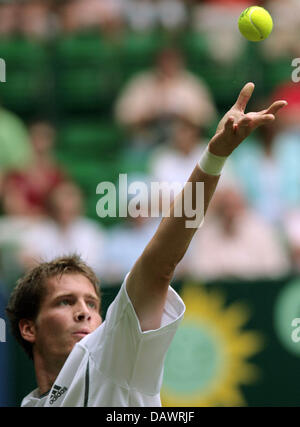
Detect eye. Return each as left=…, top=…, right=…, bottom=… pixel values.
left=87, top=301, right=97, bottom=309
left=59, top=299, right=71, bottom=306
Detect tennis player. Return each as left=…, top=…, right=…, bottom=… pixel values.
left=6, top=83, right=287, bottom=407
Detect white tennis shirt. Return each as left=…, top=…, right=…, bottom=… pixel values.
left=21, top=276, right=185, bottom=407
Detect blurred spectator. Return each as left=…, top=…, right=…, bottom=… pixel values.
left=0, top=115, right=90, bottom=281
left=149, top=117, right=206, bottom=198
left=0, top=2, right=19, bottom=37
left=199, top=0, right=256, bottom=4
left=156, top=0, right=188, bottom=31
left=3, top=120, right=65, bottom=217
left=104, top=171, right=161, bottom=284
left=269, top=82, right=300, bottom=131
left=90, top=0, right=123, bottom=34
left=58, top=0, right=123, bottom=34
left=283, top=209, right=300, bottom=273
left=0, top=186, right=43, bottom=286
left=0, top=107, right=33, bottom=208
left=192, top=1, right=251, bottom=63
left=230, top=84, right=300, bottom=225
left=283, top=209, right=300, bottom=272
left=115, top=47, right=216, bottom=146
left=262, top=0, right=300, bottom=59
left=0, top=107, right=33, bottom=175
left=121, top=0, right=157, bottom=32
left=19, top=0, right=54, bottom=40
left=0, top=119, right=61, bottom=283
left=20, top=181, right=107, bottom=278
left=122, top=0, right=187, bottom=32
left=57, top=0, right=79, bottom=33
left=183, top=182, right=290, bottom=281
left=105, top=215, right=160, bottom=284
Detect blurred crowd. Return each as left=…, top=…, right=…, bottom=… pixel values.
left=1, top=0, right=300, bottom=294
left=0, top=0, right=299, bottom=57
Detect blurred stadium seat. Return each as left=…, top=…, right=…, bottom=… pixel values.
left=180, top=30, right=210, bottom=68
left=54, top=32, right=122, bottom=113
left=181, top=34, right=259, bottom=109
left=56, top=120, right=124, bottom=224
left=56, top=157, right=122, bottom=225
left=56, top=120, right=123, bottom=161
left=55, top=119, right=126, bottom=225
left=0, top=38, right=51, bottom=116
left=120, top=30, right=168, bottom=83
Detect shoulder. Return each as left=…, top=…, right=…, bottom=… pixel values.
left=123, top=275, right=186, bottom=333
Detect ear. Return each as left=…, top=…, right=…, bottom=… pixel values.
left=19, top=319, right=36, bottom=344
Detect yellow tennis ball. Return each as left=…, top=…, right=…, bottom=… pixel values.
left=238, top=6, right=273, bottom=42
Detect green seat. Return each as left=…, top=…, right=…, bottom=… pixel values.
left=193, top=44, right=256, bottom=110
left=0, top=37, right=48, bottom=66
left=59, top=157, right=122, bottom=226
left=55, top=32, right=118, bottom=66
left=0, top=38, right=50, bottom=114
left=180, top=31, right=210, bottom=68
left=0, top=70, right=49, bottom=113
left=56, top=68, right=119, bottom=111
left=52, top=155, right=121, bottom=226
left=55, top=34, right=122, bottom=112
left=200, top=60, right=251, bottom=108
left=180, top=33, right=264, bottom=109
left=56, top=121, right=123, bottom=161
left=60, top=158, right=119, bottom=185
left=120, top=30, right=167, bottom=83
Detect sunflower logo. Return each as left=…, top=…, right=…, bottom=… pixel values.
left=162, top=284, right=263, bottom=406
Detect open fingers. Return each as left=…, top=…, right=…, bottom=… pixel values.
left=237, top=115, right=252, bottom=128
left=234, top=82, right=255, bottom=112
left=265, top=100, right=288, bottom=115
left=223, top=116, right=235, bottom=135
left=235, top=113, right=274, bottom=133
left=253, top=114, right=275, bottom=128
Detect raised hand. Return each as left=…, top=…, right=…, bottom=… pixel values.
left=208, top=82, right=288, bottom=157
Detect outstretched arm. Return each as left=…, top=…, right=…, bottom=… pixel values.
left=126, top=82, right=287, bottom=331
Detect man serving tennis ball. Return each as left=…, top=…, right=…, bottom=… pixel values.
left=7, top=83, right=287, bottom=407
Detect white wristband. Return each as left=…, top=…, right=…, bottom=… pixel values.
left=198, top=148, right=227, bottom=176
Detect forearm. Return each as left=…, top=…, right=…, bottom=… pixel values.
left=142, top=163, right=220, bottom=278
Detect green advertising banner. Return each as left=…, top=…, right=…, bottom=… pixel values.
left=162, top=278, right=300, bottom=407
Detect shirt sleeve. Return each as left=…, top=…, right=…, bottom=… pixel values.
left=83, top=274, right=185, bottom=395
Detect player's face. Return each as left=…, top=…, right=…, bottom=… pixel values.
left=33, top=273, right=102, bottom=362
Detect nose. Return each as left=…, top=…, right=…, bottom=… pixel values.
left=74, top=301, right=91, bottom=322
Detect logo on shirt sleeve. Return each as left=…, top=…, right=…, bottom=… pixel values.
left=49, top=385, right=68, bottom=405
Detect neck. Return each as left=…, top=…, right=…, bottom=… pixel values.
left=33, top=351, right=67, bottom=396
